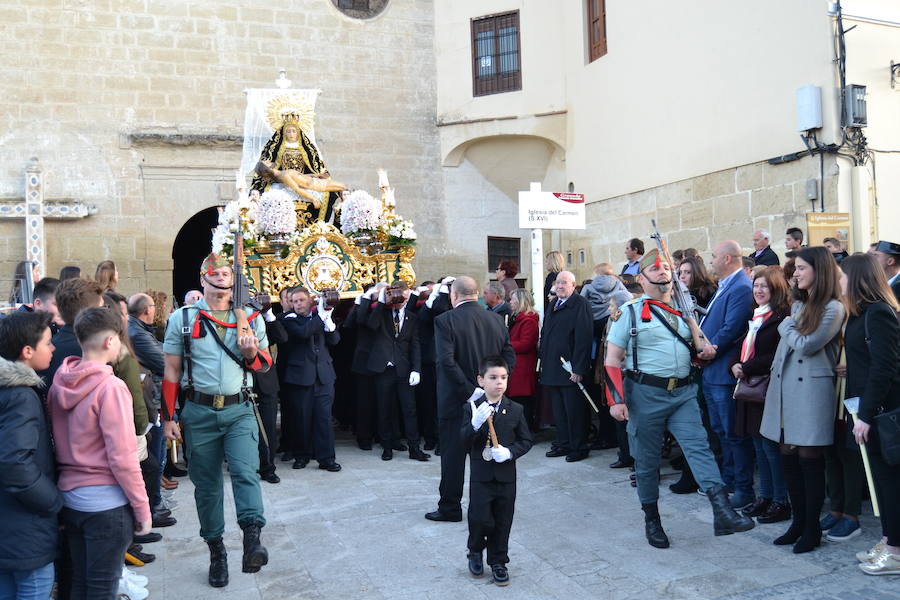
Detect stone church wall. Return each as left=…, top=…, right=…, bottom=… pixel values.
left=0, top=0, right=444, bottom=296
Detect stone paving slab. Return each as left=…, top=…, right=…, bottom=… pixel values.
left=139, top=433, right=900, bottom=599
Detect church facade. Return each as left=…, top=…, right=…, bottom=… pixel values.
left=1, top=0, right=897, bottom=297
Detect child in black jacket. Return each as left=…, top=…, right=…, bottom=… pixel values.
left=462, top=356, right=533, bottom=586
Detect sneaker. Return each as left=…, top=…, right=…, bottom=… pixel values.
left=729, top=492, right=756, bottom=512
left=122, top=567, right=148, bottom=587
left=858, top=550, right=900, bottom=576
left=825, top=517, right=861, bottom=542
left=819, top=513, right=840, bottom=531
left=118, top=574, right=149, bottom=600
left=857, top=541, right=886, bottom=563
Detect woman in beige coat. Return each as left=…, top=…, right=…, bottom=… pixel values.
left=760, top=246, right=843, bottom=554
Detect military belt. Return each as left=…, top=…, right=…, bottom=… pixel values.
left=190, top=392, right=242, bottom=409
left=625, top=370, right=694, bottom=392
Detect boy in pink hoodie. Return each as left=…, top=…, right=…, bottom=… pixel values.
left=48, top=307, right=151, bottom=600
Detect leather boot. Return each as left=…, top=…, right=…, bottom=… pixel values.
left=669, top=463, right=699, bottom=494
left=706, top=484, right=755, bottom=536
left=206, top=537, right=228, bottom=588
left=240, top=521, right=269, bottom=573
left=642, top=502, right=670, bottom=548
left=793, top=457, right=824, bottom=554
left=774, top=453, right=804, bottom=545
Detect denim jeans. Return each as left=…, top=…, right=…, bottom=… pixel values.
left=753, top=434, right=786, bottom=503
left=0, top=562, right=54, bottom=600
left=702, top=382, right=755, bottom=496
left=149, top=422, right=165, bottom=501
left=61, top=505, right=133, bottom=600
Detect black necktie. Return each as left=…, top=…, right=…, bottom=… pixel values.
left=393, top=309, right=400, bottom=337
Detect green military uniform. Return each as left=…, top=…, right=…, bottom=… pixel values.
left=607, top=294, right=723, bottom=505
left=163, top=297, right=269, bottom=541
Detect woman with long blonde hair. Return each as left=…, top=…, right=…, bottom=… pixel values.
left=544, top=251, right=565, bottom=311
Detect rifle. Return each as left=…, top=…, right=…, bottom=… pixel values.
left=232, top=203, right=260, bottom=337
left=649, top=220, right=709, bottom=353
left=20, top=261, right=35, bottom=305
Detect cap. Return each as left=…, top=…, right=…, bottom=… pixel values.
left=875, top=240, right=900, bottom=256
left=200, top=252, right=230, bottom=275
left=639, top=248, right=663, bottom=272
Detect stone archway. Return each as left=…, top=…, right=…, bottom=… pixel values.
left=171, top=207, right=219, bottom=304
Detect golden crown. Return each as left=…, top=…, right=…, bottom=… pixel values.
left=264, top=94, right=315, bottom=133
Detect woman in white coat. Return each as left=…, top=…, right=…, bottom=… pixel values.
left=760, top=246, right=844, bottom=554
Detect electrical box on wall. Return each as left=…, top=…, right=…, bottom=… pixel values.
left=844, top=84, right=867, bottom=127
left=796, top=85, right=823, bottom=131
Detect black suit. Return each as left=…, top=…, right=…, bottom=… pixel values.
left=433, top=300, right=515, bottom=517
left=539, top=293, right=594, bottom=456
left=344, top=301, right=377, bottom=445
left=280, top=312, right=340, bottom=462
left=254, top=317, right=287, bottom=475
left=890, top=276, right=900, bottom=304
left=462, top=396, right=533, bottom=565
left=409, top=293, right=439, bottom=447
left=749, top=245, right=780, bottom=266
left=367, top=301, right=422, bottom=449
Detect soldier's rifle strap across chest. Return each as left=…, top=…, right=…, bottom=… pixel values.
left=181, top=308, right=194, bottom=390
left=626, top=303, right=695, bottom=374
left=199, top=316, right=250, bottom=391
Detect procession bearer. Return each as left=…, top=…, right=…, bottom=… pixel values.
left=603, top=249, right=754, bottom=548
left=162, top=252, right=273, bottom=588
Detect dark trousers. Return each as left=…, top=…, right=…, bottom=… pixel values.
left=615, top=419, right=632, bottom=462
left=256, top=391, right=279, bottom=475
left=437, top=413, right=465, bottom=517
left=375, top=367, right=419, bottom=448
left=140, top=452, right=161, bottom=509
left=277, top=381, right=291, bottom=454
left=354, top=373, right=376, bottom=445
left=285, top=382, right=336, bottom=463
left=547, top=384, right=589, bottom=455
left=703, top=381, right=755, bottom=495
left=417, top=363, right=438, bottom=446
left=61, top=505, right=133, bottom=600
left=148, top=422, right=165, bottom=496
left=468, top=480, right=516, bottom=566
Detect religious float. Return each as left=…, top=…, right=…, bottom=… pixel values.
left=214, top=82, right=417, bottom=298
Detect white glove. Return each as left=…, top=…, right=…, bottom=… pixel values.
left=318, top=304, right=336, bottom=332
left=470, top=399, right=492, bottom=431
left=409, top=371, right=420, bottom=386
left=416, top=286, right=429, bottom=294
left=491, top=445, right=512, bottom=463
left=425, top=291, right=439, bottom=309
left=263, top=308, right=276, bottom=322
left=317, top=295, right=326, bottom=313
left=363, top=288, right=375, bottom=300
left=354, top=294, right=363, bottom=305
left=439, top=284, right=449, bottom=295
left=441, top=276, right=456, bottom=286
left=378, top=288, right=386, bottom=304
left=466, top=388, right=486, bottom=404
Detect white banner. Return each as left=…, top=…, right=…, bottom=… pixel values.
left=518, top=191, right=586, bottom=230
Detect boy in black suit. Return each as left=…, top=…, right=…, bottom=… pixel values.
left=462, top=356, right=533, bottom=586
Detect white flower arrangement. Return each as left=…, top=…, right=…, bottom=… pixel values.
left=256, top=189, right=297, bottom=236
left=386, top=217, right=417, bottom=245
left=212, top=192, right=260, bottom=254
left=340, top=190, right=384, bottom=235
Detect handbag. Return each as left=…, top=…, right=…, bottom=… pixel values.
left=733, top=374, right=770, bottom=403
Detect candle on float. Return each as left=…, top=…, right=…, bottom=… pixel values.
left=385, top=188, right=396, bottom=207
left=377, top=168, right=389, bottom=188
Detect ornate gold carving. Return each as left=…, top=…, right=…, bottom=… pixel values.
left=245, top=221, right=415, bottom=299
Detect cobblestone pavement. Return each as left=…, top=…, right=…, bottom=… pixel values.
left=140, top=432, right=900, bottom=599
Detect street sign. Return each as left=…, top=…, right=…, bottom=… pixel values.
left=518, top=191, right=586, bottom=230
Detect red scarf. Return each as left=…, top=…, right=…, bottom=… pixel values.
left=640, top=299, right=682, bottom=322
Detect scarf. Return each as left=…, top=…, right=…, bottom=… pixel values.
left=739, top=304, right=771, bottom=362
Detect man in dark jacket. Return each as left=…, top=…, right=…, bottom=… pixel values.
left=252, top=295, right=288, bottom=484
left=366, top=282, right=429, bottom=461
left=0, top=311, right=63, bottom=598
left=540, top=270, right=594, bottom=462
left=344, top=283, right=384, bottom=451
left=483, top=282, right=512, bottom=325
left=873, top=240, right=900, bottom=302
left=748, top=230, right=780, bottom=266
left=280, top=287, right=342, bottom=472
left=426, top=276, right=515, bottom=522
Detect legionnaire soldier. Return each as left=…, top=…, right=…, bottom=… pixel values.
left=162, top=253, right=273, bottom=587
left=603, top=249, right=754, bottom=548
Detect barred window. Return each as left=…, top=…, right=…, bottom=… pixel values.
left=472, top=12, right=521, bottom=97
left=488, top=237, right=521, bottom=272
left=332, top=0, right=389, bottom=19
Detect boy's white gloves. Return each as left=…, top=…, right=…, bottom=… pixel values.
left=409, top=371, right=420, bottom=386
left=491, top=445, right=512, bottom=463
